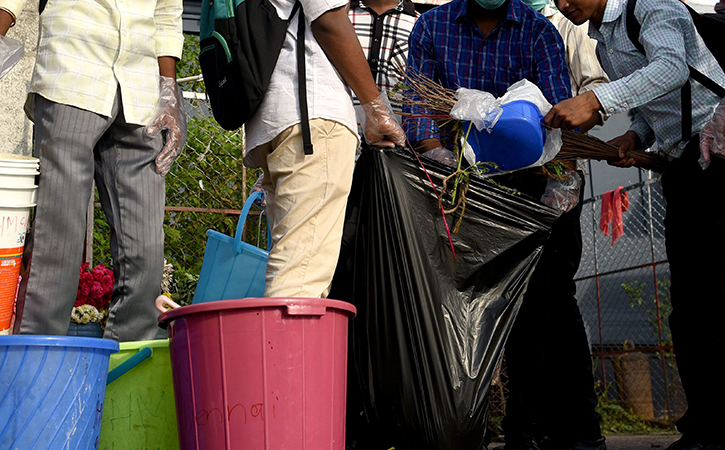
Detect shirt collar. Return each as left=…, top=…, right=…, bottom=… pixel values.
left=455, top=0, right=522, bottom=26
left=352, top=0, right=417, bottom=16
left=601, top=0, right=625, bottom=24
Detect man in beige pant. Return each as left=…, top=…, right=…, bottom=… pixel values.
left=244, top=0, right=405, bottom=298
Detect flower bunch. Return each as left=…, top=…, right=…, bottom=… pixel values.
left=72, top=263, right=114, bottom=324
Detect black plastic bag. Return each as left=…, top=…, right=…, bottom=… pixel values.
left=334, top=148, right=560, bottom=450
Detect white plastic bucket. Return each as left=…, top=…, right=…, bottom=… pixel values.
left=0, top=169, right=39, bottom=187
left=0, top=186, right=37, bottom=205
left=0, top=203, right=34, bottom=333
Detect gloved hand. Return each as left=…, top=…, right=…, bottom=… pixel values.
left=541, top=169, right=582, bottom=212
left=250, top=173, right=267, bottom=209
left=421, top=146, right=457, bottom=167
left=0, top=34, right=24, bottom=80
left=145, top=76, right=187, bottom=176
left=700, top=98, right=725, bottom=170
left=361, top=93, right=406, bottom=148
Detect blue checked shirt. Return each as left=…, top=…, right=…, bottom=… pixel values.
left=589, top=0, right=725, bottom=158
left=404, top=0, right=571, bottom=146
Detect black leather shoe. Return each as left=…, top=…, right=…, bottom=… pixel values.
left=666, top=435, right=705, bottom=450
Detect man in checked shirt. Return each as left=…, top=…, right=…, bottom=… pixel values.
left=546, top=0, right=725, bottom=447
left=404, top=0, right=606, bottom=448
left=0, top=0, right=186, bottom=341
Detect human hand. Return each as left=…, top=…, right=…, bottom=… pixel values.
left=145, top=76, right=187, bottom=176
left=0, top=34, right=23, bottom=80
left=361, top=94, right=406, bottom=148
left=250, top=173, right=267, bottom=209
left=607, top=131, right=640, bottom=167
left=699, top=98, right=725, bottom=169
left=544, top=91, right=602, bottom=130
left=421, top=147, right=457, bottom=167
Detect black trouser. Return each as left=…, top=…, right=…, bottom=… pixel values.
left=662, top=139, right=725, bottom=440
left=501, top=172, right=602, bottom=444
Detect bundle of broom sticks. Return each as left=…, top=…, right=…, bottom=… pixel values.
left=396, top=71, right=668, bottom=173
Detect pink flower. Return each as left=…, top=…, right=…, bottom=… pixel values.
left=76, top=263, right=114, bottom=309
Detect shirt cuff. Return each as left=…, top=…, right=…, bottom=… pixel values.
left=155, top=33, right=184, bottom=60
left=592, top=84, right=632, bottom=117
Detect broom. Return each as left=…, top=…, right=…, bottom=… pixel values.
left=397, top=73, right=668, bottom=173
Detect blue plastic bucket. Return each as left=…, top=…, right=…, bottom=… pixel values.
left=0, top=336, right=119, bottom=450
left=193, top=191, right=270, bottom=303
left=464, top=99, right=546, bottom=172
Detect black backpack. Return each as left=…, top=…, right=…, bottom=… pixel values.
left=200, top=0, right=313, bottom=154
left=625, top=0, right=725, bottom=138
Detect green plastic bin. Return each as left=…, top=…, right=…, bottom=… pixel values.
left=99, top=339, right=179, bottom=450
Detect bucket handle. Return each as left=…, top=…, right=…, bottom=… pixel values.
left=234, top=191, right=271, bottom=253
left=106, top=346, right=153, bottom=385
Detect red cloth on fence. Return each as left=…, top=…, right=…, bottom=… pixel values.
left=599, top=186, right=629, bottom=245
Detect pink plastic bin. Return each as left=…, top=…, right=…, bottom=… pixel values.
left=158, top=298, right=356, bottom=450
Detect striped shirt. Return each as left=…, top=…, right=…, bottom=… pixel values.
left=0, top=0, right=184, bottom=126
left=403, top=0, right=571, bottom=145
left=349, top=0, right=419, bottom=113
left=589, top=0, right=725, bottom=157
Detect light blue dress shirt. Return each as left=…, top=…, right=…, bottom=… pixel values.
left=589, top=0, right=725, bottom=158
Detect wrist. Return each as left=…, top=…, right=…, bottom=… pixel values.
left=0, top=8, right=15, bottom=35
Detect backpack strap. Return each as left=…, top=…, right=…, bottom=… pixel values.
left=625, top=0, right=724, bottom=141
left=295, top=4, right=314, bottom=155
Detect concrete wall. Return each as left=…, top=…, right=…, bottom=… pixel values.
left=0, top=1, right=38, bottom=157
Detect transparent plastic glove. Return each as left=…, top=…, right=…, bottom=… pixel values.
left=0, top=34, right=24, bottom=80
left=250, top=173, right=267, bottom=209
left=540, top=170, right=582, bottom=213
left=145, top=76, right=187, bottom=176
left=422, top=147, right=457, bottom=167
left=361, top=93, right=406, bottom=148
left=700, top=98, right=725, bottom=170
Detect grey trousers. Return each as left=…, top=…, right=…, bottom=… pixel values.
left=14, top=93, right=166, bottom=341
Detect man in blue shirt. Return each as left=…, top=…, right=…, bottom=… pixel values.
left=404, top=1, right=606, bottom=449
left=545, top=0, right=725, bottom=448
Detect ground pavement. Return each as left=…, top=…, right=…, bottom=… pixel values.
left=490, top=434, right=680, bottom=450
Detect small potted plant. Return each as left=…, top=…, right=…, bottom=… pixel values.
left=68, top=262, right=114, bottom=337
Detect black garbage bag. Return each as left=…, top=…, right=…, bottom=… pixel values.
left=334, top=148, right=560, bottom=450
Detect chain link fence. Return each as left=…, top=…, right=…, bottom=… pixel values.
left=577, top=178, right=683, bottom=425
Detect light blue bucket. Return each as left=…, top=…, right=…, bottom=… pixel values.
left=0, top=335, right=119, bottom=450
left=193, top=191, right=270, bottom=303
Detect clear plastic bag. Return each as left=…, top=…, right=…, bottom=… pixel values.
left=700, top=98, right=725, bottom=170
left=0, top=34, right=24, bottom=80
left=540, top=169, right=582, bottom=212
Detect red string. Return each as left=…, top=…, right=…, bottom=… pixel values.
left=401, top=115, right=457, bottom=260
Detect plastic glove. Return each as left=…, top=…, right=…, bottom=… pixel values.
left=700, top=98, right=725, bottom=170
left=421, top=147, right=457, bottom=167
left=145, top=76, right=187, bottom=176
left=250, top=173, right=267, bottom=209
left=361, top=93, right=406, bottom=148
left=541, top=170, right=582, bottom=213
left=0, top=34, right=24, bottom=80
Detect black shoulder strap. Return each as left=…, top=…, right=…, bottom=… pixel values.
left=296, top=4, right=314, bottom=155
left=624, top=0, right=725, bottom=141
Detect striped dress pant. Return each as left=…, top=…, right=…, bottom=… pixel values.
left=13, top=92, right=165, bottom=341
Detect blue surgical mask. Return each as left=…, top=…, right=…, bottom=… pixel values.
left=474, top=0, right=507, bottom=10
left=522, top=0, right=550, bottom=11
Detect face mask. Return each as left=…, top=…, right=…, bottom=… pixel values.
left=474, top=0, right=507, bottom=10
left=522, top=0, right=550, bottom=11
